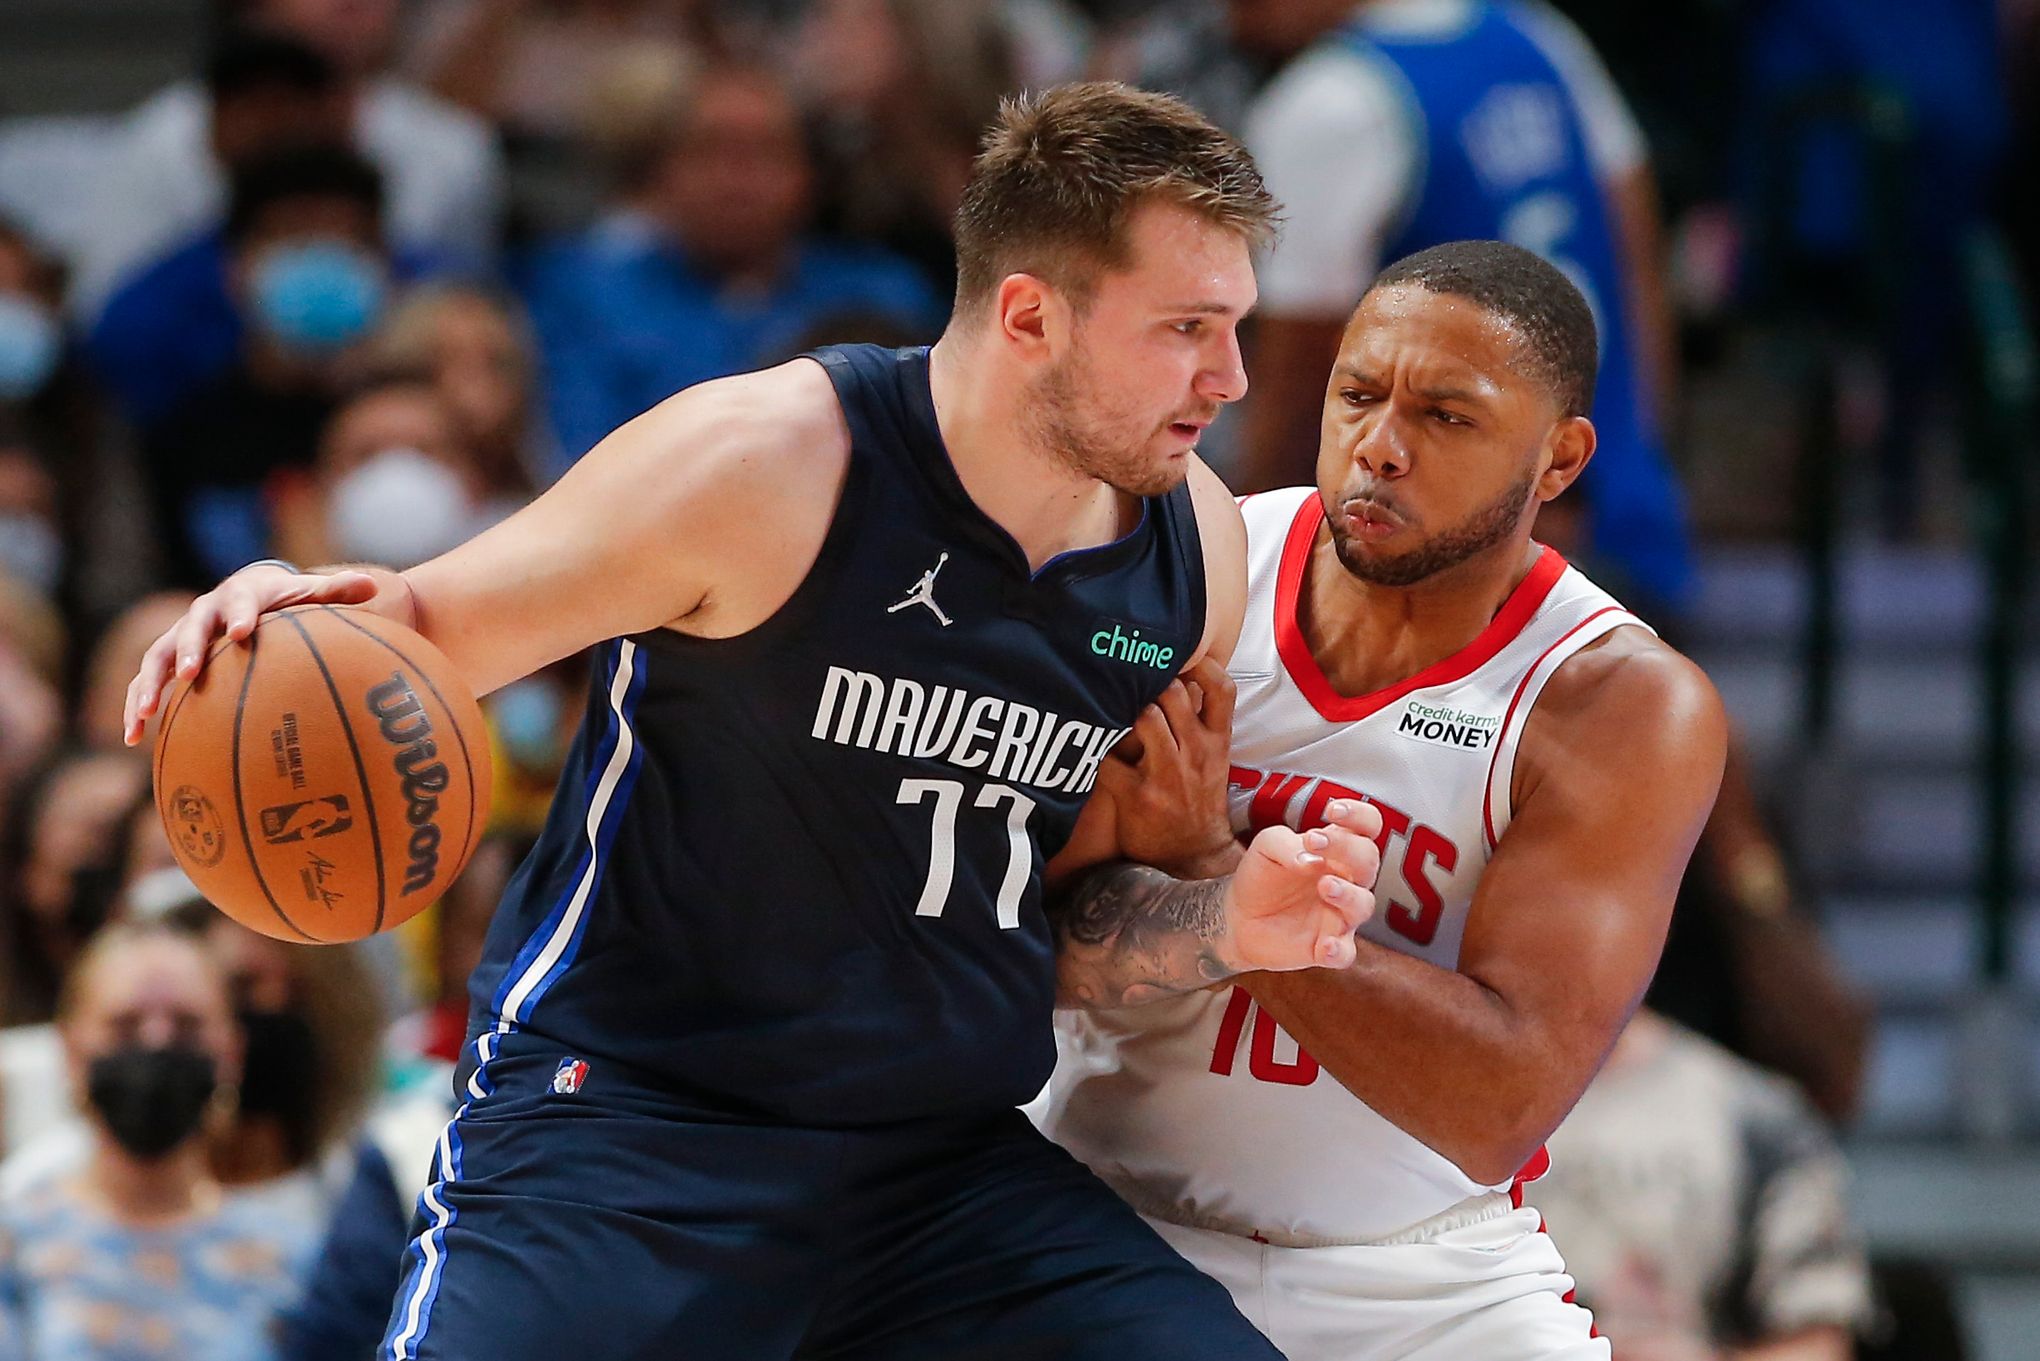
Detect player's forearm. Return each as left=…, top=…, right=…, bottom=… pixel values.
left=1245, top=943, right=1589, bottom=1184
left=1051, top=862, right=1239, bottom=1009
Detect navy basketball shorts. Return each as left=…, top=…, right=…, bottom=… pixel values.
left=377, top=1047, right=1279, bottom=1360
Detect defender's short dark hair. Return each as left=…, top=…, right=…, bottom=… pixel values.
left=1369, top=240, right=1599, bottom=417
left=225, top=142, right=384, bottom=245
left=953, top=82, right=1278, bottom=315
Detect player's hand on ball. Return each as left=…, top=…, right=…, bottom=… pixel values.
left=122, top=562, right=379, bottom=746
left=1221, top=799, right=1383, bottom=973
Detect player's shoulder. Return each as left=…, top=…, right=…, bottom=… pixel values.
left=1183, top=456, right=1248, bottom=662
left=625, top=358, right=850, bottom=494
left=1535, top=624, right=1726, bottom=764
left=1183, top=456, right=1243, bottom=539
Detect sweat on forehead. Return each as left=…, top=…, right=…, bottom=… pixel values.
left=1357, top=241, right=1599, bottom=418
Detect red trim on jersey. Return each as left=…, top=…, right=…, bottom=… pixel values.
left=1509, top=1144, right=1552, bottom=1209
left=1516, top=1149, right=1599, bottom=1339
left=1272, top=495, right=1569, bottom=723
left=1479, top=606, right=1629, bottom=851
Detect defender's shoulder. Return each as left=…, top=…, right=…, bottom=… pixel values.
left=1538, top=626, right=1726, bottom=760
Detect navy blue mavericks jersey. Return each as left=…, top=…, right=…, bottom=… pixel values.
left=1347, top=1, right=1692, bottom=606
left=465, top=344, right=1206, bottom=1126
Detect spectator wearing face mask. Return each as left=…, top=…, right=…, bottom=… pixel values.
left=182, top=908, right=383, bottom=1211
left=0, top=227, right=68, bottom=435
left=62, top=0, right=500, bottom=326
left=84, top=29, right=353, bottom=432
left=0, top=442, right=64, bottom=623
left=0, top=922, right=318, bottom=1361
left=520, top=61, right=942, bottom=462
left=134, top=143, right=395, bottom=586
left=0, top=225, right=159, bottom=633
left=269, top=371, right=503, bottom=574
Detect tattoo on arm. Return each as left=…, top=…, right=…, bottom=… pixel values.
left=1051, top=862, right=1234, bottom=1010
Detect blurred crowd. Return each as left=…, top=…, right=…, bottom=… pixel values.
left=0, top=0, right=2029, bottom=1358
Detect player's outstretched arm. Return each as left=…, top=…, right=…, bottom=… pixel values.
left=123, top=361, right=847, bottom=745
left=1050, top=803, right=1379, bottom=1009
left=1246, top=633, right=1728, bottom=1184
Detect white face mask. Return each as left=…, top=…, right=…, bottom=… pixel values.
left=326, top=447, right=477, bottom=569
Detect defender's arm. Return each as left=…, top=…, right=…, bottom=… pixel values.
left=1246, top=633, right=1727, bottom=1184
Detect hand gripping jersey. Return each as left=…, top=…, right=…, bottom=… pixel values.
left=1042, top=486, right=1647, bottom=1242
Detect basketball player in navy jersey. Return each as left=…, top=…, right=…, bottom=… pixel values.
left=122, top=84, right=1386, bottom=1359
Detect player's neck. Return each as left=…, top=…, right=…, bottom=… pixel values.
left=1299, top=533, right=1544, bottom=698
left=926, top=337, right=1128, bottom=571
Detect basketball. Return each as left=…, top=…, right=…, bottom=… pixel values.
left=151, top=604, right=492, bottom=944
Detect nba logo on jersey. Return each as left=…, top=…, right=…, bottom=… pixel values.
left=551, top=1058, right=591, bottom=1095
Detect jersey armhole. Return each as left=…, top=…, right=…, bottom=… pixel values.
left=1480, top=608, right=1647, bottom=851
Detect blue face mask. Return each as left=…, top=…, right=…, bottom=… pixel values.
left=249, top=240, right=387, bottom=355
left=0, top=293, right=61, bottom=400
left=491, top=677, right=564, bottom=773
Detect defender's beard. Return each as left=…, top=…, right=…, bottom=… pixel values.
left=1330, top=470, right=1538, bottom=587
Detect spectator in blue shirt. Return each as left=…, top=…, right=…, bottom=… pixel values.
left=520, top=62, right=943, bottom=467
left=84, top=27, right=353, bottom=431
left=0, top=921, right=320, bottom=1361
left=139, top=143, right=396, bottom=586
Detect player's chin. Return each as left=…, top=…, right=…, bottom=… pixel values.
left=1114, top=447, right=1194, bottom=498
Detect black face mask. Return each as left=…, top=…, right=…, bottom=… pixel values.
left=236, top=1009, right=319, bottom=1127
left=86, top=1046, right=218, bottom=1160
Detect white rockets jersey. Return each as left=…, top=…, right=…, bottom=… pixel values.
left=1040, top=486, right=1650, bottom=1243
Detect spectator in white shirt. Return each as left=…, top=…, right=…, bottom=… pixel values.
left=66, top=0, right=503, bottom=320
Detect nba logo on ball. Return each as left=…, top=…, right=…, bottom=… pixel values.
left=551, top=1058, right=591, bottom=1095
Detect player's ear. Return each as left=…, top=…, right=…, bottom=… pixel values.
left=1535, top=414, right=1595, bottom=502
left=995, top=273, right=1055, bottom=359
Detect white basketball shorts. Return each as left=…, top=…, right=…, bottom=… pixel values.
left=1145, top=1194, right=1609, bottom=1361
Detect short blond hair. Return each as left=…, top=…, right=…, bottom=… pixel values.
left=952, top=82, right=1278, bottom=314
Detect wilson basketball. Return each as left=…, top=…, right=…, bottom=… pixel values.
left=152, top=604, right=492, bottom=944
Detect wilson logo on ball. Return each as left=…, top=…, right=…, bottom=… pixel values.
left=367, top=672, right=451, bottom=895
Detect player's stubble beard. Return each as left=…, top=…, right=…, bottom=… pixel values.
left=1024, top=336, right=1203, bottom=500
left=1329, top=467, right=1539, bottom=587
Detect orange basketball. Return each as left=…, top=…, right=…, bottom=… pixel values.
left=152, top=604, right=492, bottom=943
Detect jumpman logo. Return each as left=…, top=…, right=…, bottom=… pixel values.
left=888, top=553, right=954, bottom=627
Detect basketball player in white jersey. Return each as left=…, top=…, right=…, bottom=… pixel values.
left=1037, top=240, right=1729, bottom=1360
